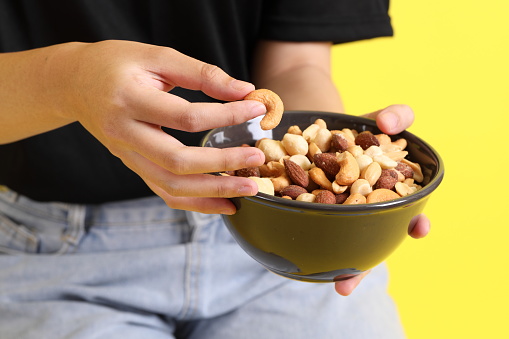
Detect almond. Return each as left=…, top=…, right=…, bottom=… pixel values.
left=335, top=192, right=349, bottom=204
left=315, top=190, right=336, bottom=204
left=331, top=133, right=349, bottom=152
left=313, top=153, right=340, bottom=180
left=355, top=131, right=380, bottom=150
left=395, top=162, right=414, bottom=179
left=380, top=169, right=399, bottom=179
left=235, top=167, right=260, bottom=177
left=283, top=159, right=309, bottom=187
left=279, top=185, right=308, bottom=199
left=374, top=175, right=398, bottom=190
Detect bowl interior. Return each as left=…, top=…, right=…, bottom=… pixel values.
left=202, top=111, right=444, bottom=211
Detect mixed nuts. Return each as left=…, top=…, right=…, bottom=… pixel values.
left=225, top=119, right=424, bottom=205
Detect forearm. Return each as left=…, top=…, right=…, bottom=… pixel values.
left=253, top=64, right=344, bottom=113
left=0, top=43, right=79, bottom=144
left=251, top=40, right=344, bottom=113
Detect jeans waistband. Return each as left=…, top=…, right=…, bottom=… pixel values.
left=0, top=187, right=202, bottom=254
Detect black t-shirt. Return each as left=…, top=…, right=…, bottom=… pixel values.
left=0, top=0, right=393, bottom=203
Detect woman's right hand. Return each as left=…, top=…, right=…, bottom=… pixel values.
left=1, top=40, right=268, bottom=214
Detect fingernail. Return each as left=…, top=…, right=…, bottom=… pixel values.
left=245, top=153, right=263, bottom=167
left=238, top=185, right=256, bottom=196
left=248, top=102, right=267, bottom=117
left=220, top=208, right=236, bottom=216
left=230, top=79, right=253, bottom=91
left=380, top=111, right=399, bottom=133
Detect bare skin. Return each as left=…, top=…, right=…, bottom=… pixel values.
left=0, top=39, right=430, bottom=295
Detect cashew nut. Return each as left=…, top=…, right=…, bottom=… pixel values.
left=392, top=138, right=408, bottom=150
left=332, top=181, right=349, bottom=194
left=375, top=133, right=392, bottom=145
left=244, top=89, right=284, bottom=130
left=335, top=151, right=360, bottom=186
left=308, top=167, right=333, bottom=191
left=259, top=161, right=285, bottom=178
left=270, top=174, right=292, bottom=192
left=346, top=145, right=364, bottom=158
left=366, top=188, right=400, bottom=203
left=307, top=142, right=322, bottom=160
left=343, top=193, right=367, bottom=205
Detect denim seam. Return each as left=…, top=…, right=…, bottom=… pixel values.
left=0, top=214, right=38, bottom=253
left=0, top=198, right=69, bottom=224
left=90, top=219, right=187, bottom=230
left=179, top=243, right=194, bottom=320
left=56, top=204, right=86, bottom=254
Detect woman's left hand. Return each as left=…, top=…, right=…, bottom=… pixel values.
left=334, top=104, right=431, bottom=296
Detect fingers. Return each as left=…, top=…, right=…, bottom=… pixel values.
left=127, top=86, right=267, bottom=132
left=408, top=214, right=431, bottom=239
left=121, top=148, right=260, bottom=197
left=362, top=104, right=415, bottom=135
left=122, top=123, right=265, bottom=174
left=145, top=180, right=239, bottom=215
left=147, top=46, right=255, bottom=101
left=334, top=270, right=371, bottom=296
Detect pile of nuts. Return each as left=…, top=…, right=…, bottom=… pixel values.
left=224, top=119, right=424, bottom=205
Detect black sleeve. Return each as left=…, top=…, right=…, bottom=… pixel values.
left=259, top=0, right=393, bottom=44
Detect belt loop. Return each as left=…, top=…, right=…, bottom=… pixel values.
left=57, top=204, right=87, bottom=254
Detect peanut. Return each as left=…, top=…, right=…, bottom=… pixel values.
left=312, top=128, right=332, bottom=152
left=287, top=125, right=302, bottom=135
left=224, top=120, right=426, bottom=205
left=289, top=154, right=312, bottom=171
left=361, top=161, right=382, bottom=187
left=296, top=193, right=316, bottom=203
left=350, top=179, right=373, bottom=196
left=282, top=133, right=308, bottom=156
left=248, top=177, right=275, bottom=196
left=302, top=123, right=320, bottom=142
left=257, top=139, right=287, bottom=163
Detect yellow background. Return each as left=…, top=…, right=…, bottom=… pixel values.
left=332, top=1, right=509, bottom=338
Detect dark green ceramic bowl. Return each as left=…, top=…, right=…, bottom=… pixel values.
left=201, top=111, right=444, bottom=283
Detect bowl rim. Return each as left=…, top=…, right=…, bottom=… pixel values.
left=202, top=110, right=445, bottom=212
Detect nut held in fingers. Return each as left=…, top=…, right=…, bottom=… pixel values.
left=244, top=89, right=284, bottom=130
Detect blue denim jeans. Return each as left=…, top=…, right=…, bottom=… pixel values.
left=0, top=187, right=405, bottom=339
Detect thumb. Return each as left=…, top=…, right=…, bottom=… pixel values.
left=362, top=104, right=415, bottom=135
left=151, top=47, right=255, bottom=101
